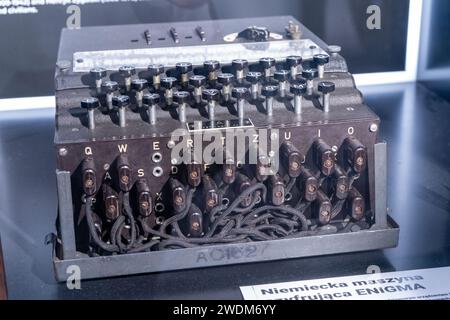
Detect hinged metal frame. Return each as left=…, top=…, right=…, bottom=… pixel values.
left=53, top=141, right=398, bottom=281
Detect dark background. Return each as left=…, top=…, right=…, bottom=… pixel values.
left=426, top=0, right=450, bottom=70
left=0, top=0, right=410, bottom=99
left=418, top=0, right=450, bottom=102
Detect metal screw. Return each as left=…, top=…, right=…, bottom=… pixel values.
left=190, top=171, right=198, bottom=179
left=141, top=201, right=149, bottom=210
left=167, top=140, right=176, bottom=149
left=328, top=45, right=342, bottom=56
left=59, top=148, right=68, bottom=156
left=320, top=210, right=330, bottom=218
left=85, top=179, right=94, bottom=188
left=56, top=60, right=71, bottom=72
left=356, top=156, right=365, bottom=166
left=324, top=159, right=333, bottom=168
left=175, top=196, right=183, bottom=205
left=225, top=168, right=233, bottom=177
left=121, top=175, right=129, bottom=184
left=369, top=123, right=379, bottom=132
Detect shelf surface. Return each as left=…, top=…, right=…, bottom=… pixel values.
left=0, top=82, right=449, bottom=299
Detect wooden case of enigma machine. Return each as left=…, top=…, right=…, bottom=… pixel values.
left=52, top=16, right=399, bottom=281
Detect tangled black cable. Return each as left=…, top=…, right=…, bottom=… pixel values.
left=85, top=197, right=120, bottom=253
left=131, top=182, right=310, bottom=250
left=84, top=169, right=364, bottom=253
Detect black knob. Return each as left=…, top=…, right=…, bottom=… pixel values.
left=232, top=59, right=249, bottom=71
left=101, top=80, right=119, bottom=93
left=175, top=91, right=189, bottom=122
left=286, top=56, right=302, bottom=67
left=274, top=70, right=290, bottom=82
left=318, top=81, right=335, bottom=94
left=176, top=62, right=193, bottom=74
left=117, top=154, right=132, bottom=192
left=173, top=91, right=190, bottom=104
left=232, top=87, right=249, bottom=100
left=313, top=139, right=335, bottom=176
left=314, top=190, right=332, bottom=225
left=313, top=54, right=330, bottom=66
left=112, top=95, right=130, bottom=108
left=332, top=165, right=349, bottom=200
left=148, top=64, right=164, bottom=76
left=187, top=204, right=204, bottom=237
left=261, top=85, right=278, bottom=97
left=189, top=75, right=206, bottom=87
left=235, top=173, right=253, bottom=207
left=290, top=82, right=307, bottom=95
left=170, top=178, right=187, bottom=213
left=90, top=67, right=107, bottom=80
left=344, top=137, right=367, bottom=174
left=82, top=158, right=97, bottom=196
left=217, top=73, right=234, bottom=85
left=131, top=79, right=148, bottom=91
left=136, top=179, right=152, bottom=217
left=202, top=175, right=220, bottom=213
left=160, top=76, right=177, bottom=89
left=280, top=142, right=303, bottom=178
left=246, top=71, right=262, bottom=84
left=119, top=65, right=136, bottom=77
left=202, top=88, right=220, bottom=101
left=186, top=162, right=203, bottom=188
left=348, top=188, right=365, bottom=221
left=259, top=57, right=276, bottom=69
left=203, top=60, right=220, bottom=72
left=142, top=93, right=160, bottom=105
left=298, top=167, right=318, bottom=203
left=80, top=97, right=100, bottom=109
left=269, top=174, right=285, bottom=206
left=238, top=26, right=270, bottom=41
left=302, top=68, right=318, bottom=80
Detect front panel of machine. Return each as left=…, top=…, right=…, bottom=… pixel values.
left=52, top=16, right=397, bottom=280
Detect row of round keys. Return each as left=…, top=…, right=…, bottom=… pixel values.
left=98, top=67, right=333, bottom=120
left=89, top=54, right=330, bottom=92
left=80, top=79, right=336, bottom=130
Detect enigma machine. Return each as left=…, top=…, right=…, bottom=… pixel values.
left=52, top=16, right=399, bottom=280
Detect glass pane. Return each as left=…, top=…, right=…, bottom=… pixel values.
left=0, top=0, right=409, bottom=99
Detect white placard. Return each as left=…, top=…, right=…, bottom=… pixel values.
left=240, top=266, right=450, bottom=300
